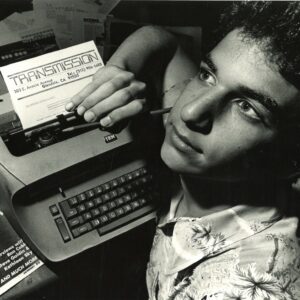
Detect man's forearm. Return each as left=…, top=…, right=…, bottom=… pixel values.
left=107, top=26, right=178, bottom=79
left=66, top=26, right=197, bottom=124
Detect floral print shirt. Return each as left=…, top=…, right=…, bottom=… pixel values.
left=146, top=200, right=300, bottom=300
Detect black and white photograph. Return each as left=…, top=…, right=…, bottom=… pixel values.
left=0, top=1, right=299, bottom=299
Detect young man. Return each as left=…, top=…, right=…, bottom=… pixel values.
left=66, top=2, right=300, bottom=299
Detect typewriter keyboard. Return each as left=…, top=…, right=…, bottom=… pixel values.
left=49, top=167, right=157, bottom=242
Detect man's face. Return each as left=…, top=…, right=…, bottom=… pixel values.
left=161, top=29, right=300, bottom=180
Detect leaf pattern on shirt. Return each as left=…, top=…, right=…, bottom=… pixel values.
left=223, top=287, right=245, bottom=300
left=169, top=276, right=191, bottom=300
left=188, top=222, right=226, bottom=253
left=146, top=207, right=300, bottom=300
left=229, top=264, right=295, bottom=300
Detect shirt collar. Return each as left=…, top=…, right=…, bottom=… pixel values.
left=157, top=204, right=282, bottom=275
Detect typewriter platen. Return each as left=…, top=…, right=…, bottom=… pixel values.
left=0, top=93, right=159, bottom=262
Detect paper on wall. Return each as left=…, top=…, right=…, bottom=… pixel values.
left=89, top=0, right=120, bottom=15
left=32, top=0, right=120, bottom=47
left=1, top=41, right=103, bottom=129
left=0, top=23, right=22, bottom=47
left=3, top=13, right=30, bottom=32
left=72, top=13, right=106, bottom=45
left=20, top=11, right=37, bottom=27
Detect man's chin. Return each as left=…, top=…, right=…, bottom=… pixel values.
left=160, top=148, right=205, bottom=175
left=160, top=155, right=263, bottom=182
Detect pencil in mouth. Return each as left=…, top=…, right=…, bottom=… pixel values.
left=149, top=107, right=172, bottom=116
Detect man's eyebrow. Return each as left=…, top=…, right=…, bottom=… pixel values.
left=238, top=86, right=279, bottom=113
left=202, top=54, right=217, bottom=74
left=202, top=54, right=279, bottom=114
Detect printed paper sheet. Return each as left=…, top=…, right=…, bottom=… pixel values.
left=1, top=41, right=103, bottom=129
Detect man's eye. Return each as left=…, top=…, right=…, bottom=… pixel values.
left=198, top=67, right=215, bottom=85
left=236, top=100, right=261, bottom=121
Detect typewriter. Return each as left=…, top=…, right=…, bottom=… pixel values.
left=0, top=93, right=160, bottom=263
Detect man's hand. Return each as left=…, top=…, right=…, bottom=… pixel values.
left=65, top=65, right=147, bottom=128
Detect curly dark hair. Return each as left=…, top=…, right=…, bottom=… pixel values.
left=207, top=1, right=300, bottom=176
left=210, top=1, right=300, bottom=90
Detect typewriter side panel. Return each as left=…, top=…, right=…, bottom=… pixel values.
left=0, top=163, right=27, bottom=243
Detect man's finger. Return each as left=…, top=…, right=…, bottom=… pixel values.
left=65, top=66, right=126, bottom=111
left=82, top=81, right=146, bottom=122
left=99, top=99, right=147, bottom=127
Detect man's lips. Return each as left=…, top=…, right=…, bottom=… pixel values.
left=171, top=125, right=202, bottom=153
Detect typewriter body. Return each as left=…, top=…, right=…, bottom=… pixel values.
left=0, top=93, right=159, bottom=263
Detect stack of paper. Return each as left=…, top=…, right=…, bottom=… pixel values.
left=32, top=0, right=120, bottom=48
left=0, top=0, right=120, bottom=50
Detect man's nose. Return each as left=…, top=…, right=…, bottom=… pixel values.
left=180, top=89, right=223, bottom=134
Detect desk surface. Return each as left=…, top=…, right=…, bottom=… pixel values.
left=2, top=266, right=57, bottom=300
